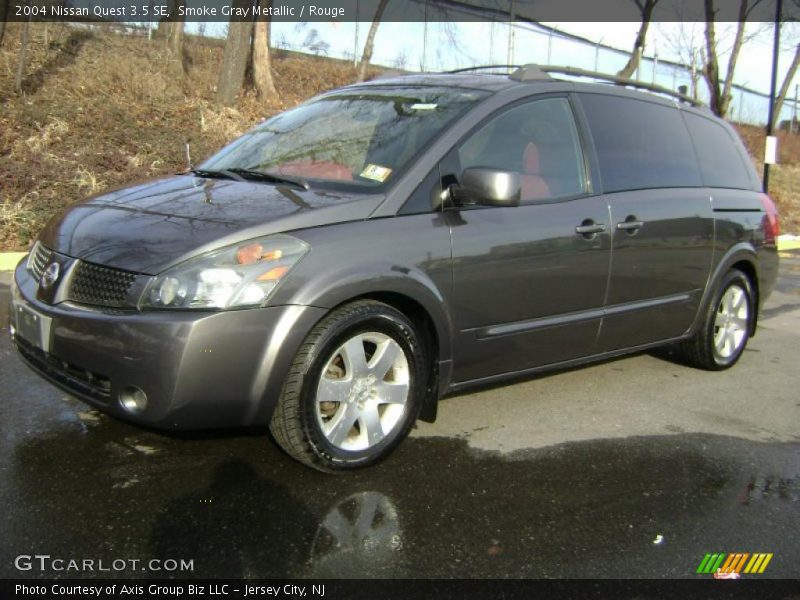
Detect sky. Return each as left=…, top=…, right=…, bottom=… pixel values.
left=261, top=20, right=796, bottom=93
left=189, top=18, right=799, bottom=123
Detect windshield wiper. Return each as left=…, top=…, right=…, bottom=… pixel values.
left=189, top=168, right=245, bottom=181
left=226, top=168, right=310, bottom=191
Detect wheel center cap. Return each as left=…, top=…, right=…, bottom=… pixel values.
left=350, top=375, right=377, bottom=405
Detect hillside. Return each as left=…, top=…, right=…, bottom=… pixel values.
left=1, top=23, right=798, bottom=251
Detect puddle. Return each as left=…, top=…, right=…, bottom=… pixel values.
left=2, top=426, right=798, bottom=579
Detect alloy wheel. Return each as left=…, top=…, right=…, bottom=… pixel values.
left=315, top=332, right=410, bottom=452
left=713, top=284, right=749, bottom=360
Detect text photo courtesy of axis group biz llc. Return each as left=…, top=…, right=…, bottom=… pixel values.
left=2, top=0, right=800, bottom=598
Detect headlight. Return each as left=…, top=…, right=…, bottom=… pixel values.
left=141, top=234, right=309, bottom=310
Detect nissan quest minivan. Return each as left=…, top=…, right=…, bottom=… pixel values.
left=9, top=65, right=780, bottom=471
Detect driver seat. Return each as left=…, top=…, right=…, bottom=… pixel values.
left=520, top=142, right=551, bottom=201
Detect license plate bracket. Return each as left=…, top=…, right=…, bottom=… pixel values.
left=14, top=301, right=52, bottom=354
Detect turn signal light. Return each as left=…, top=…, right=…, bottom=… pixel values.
left=257, top=266, right=289, bottom=281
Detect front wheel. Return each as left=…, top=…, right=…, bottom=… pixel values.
left=269, top=300, right=427, bottom=472
left=675, top=269, right=755, bottom=370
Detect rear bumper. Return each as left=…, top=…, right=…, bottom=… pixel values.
left=9, top=262, right=326, bottom=430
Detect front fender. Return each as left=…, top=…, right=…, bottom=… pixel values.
left=277, top=259, right=454, bottom=365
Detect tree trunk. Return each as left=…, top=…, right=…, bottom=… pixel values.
left=15, top=19, right=31, bottom=94
left=160, top=0, right=185, bottom=74
left=703, top=0, right=724, bottom=116
left=155, top=1, right=171, bottom=38
left=357, top=0, right=389, bottom=82
left=216, top=7, right=253, bottom=106
left=704, top=0, right=749, bottom=118
left=772, top=43, right=800, bottom=130
left=0, top=0, right=8, bottom=47
left=719, top=0, right=749, bottom=119
left=617, top=0, right=658, bottom=80
left=167, top=22, right=184, bottom=56
left=252, top=1, right=277, bottom=99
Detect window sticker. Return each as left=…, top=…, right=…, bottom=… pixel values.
left=360, top=164, right=393, bottom=182
left=410, top=103, right=438, bottom=110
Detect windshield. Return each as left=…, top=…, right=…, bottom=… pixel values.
left=200, top=86, right=489, bottom=192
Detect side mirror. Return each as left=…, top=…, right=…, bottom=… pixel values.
left=451, top=168, right=521, bottom=207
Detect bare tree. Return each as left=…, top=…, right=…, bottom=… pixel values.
left=217, top=0, right=281, bottom=105
left=0, top=0, right=8, bottom=48
left=357, top=0, right=390, bottom=82
left=217, top=16, right=252, bottom=106
left=772, top=42, right=800, bottom=129
left=703, top=0, right=764, bottom=118
left=252, top=0, right=277, bottom=99
left=617, top=0, right=659, bottom=80
left=659, top=22, right=706, bottom=99
left=15, top=17, right=31, bottom=94
left=158, top=0, right=186, bottom=74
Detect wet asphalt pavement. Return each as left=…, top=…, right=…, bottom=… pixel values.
left=1, top=254, right=799, bottom=580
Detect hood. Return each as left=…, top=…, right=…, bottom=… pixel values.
left=39, top=175, right=382, bottom=274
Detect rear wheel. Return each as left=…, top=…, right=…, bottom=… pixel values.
left=269, top=300, right=426, bottom=472
left=675, top=268, right=755, bottom=370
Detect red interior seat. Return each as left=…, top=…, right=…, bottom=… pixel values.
left=520, top=142, right=551, bottom=201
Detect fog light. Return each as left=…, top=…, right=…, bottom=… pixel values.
left=119, top=386, right=148, bottom=413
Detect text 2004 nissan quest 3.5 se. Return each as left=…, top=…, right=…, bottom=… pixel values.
left=9, top=65, right=779, bottom=472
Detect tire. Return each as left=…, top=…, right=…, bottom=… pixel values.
left=269, top=300, right=427, bottom=472
left=675, top=268, right=755, bottom=371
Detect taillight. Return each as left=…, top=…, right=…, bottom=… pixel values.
left=760, top=193, right=780, bottom=245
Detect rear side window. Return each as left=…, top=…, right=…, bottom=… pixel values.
left=682, top=112, right=753, bottom=190
left=579, top=93, right=702, bottom=193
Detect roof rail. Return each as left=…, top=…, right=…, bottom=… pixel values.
left=444, top=63, right=704, bottom=107
left=528, top=64, right=704, bottom=107
left=446, top=65, right=523, bottom=75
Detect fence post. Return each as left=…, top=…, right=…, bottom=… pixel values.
left=594, top=39, right=602, bottom=71
left=507, top=1, right=516, bottom=66
left=353, top=0, right=359, bottom=68
left=652, top=50, right=658, bottom=84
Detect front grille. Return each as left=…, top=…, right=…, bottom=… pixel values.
left=29, top=242, right=52, bottom=282
left=68, top=261, right=137, bottom=308
left=14, top=336, right=111, bottom=403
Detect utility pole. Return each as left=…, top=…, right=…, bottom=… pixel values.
left=764, top=0, right=783, bottom=193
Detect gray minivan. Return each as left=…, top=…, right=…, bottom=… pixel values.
left=9, top=66, right=780, bottom=471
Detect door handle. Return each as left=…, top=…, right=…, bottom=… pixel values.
left=575, top=221, right=606, bottom=235
left=616, top=216, right=644, bottom=232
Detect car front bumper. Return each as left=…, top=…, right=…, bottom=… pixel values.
left=9, top=261, right=327, bottom=430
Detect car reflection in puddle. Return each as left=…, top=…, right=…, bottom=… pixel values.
left=306, top=491, right=405, bottom=578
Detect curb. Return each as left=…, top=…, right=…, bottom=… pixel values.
left=1, top=235, right=799, bottom=272
left=779, top=235, right=800, bottom=252
left=0, top=253, right=26, bottom=272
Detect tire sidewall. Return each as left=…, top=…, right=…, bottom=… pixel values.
left=298, top=306, right=425, bottom=470
left=707, top=270, right=754, bottom=368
